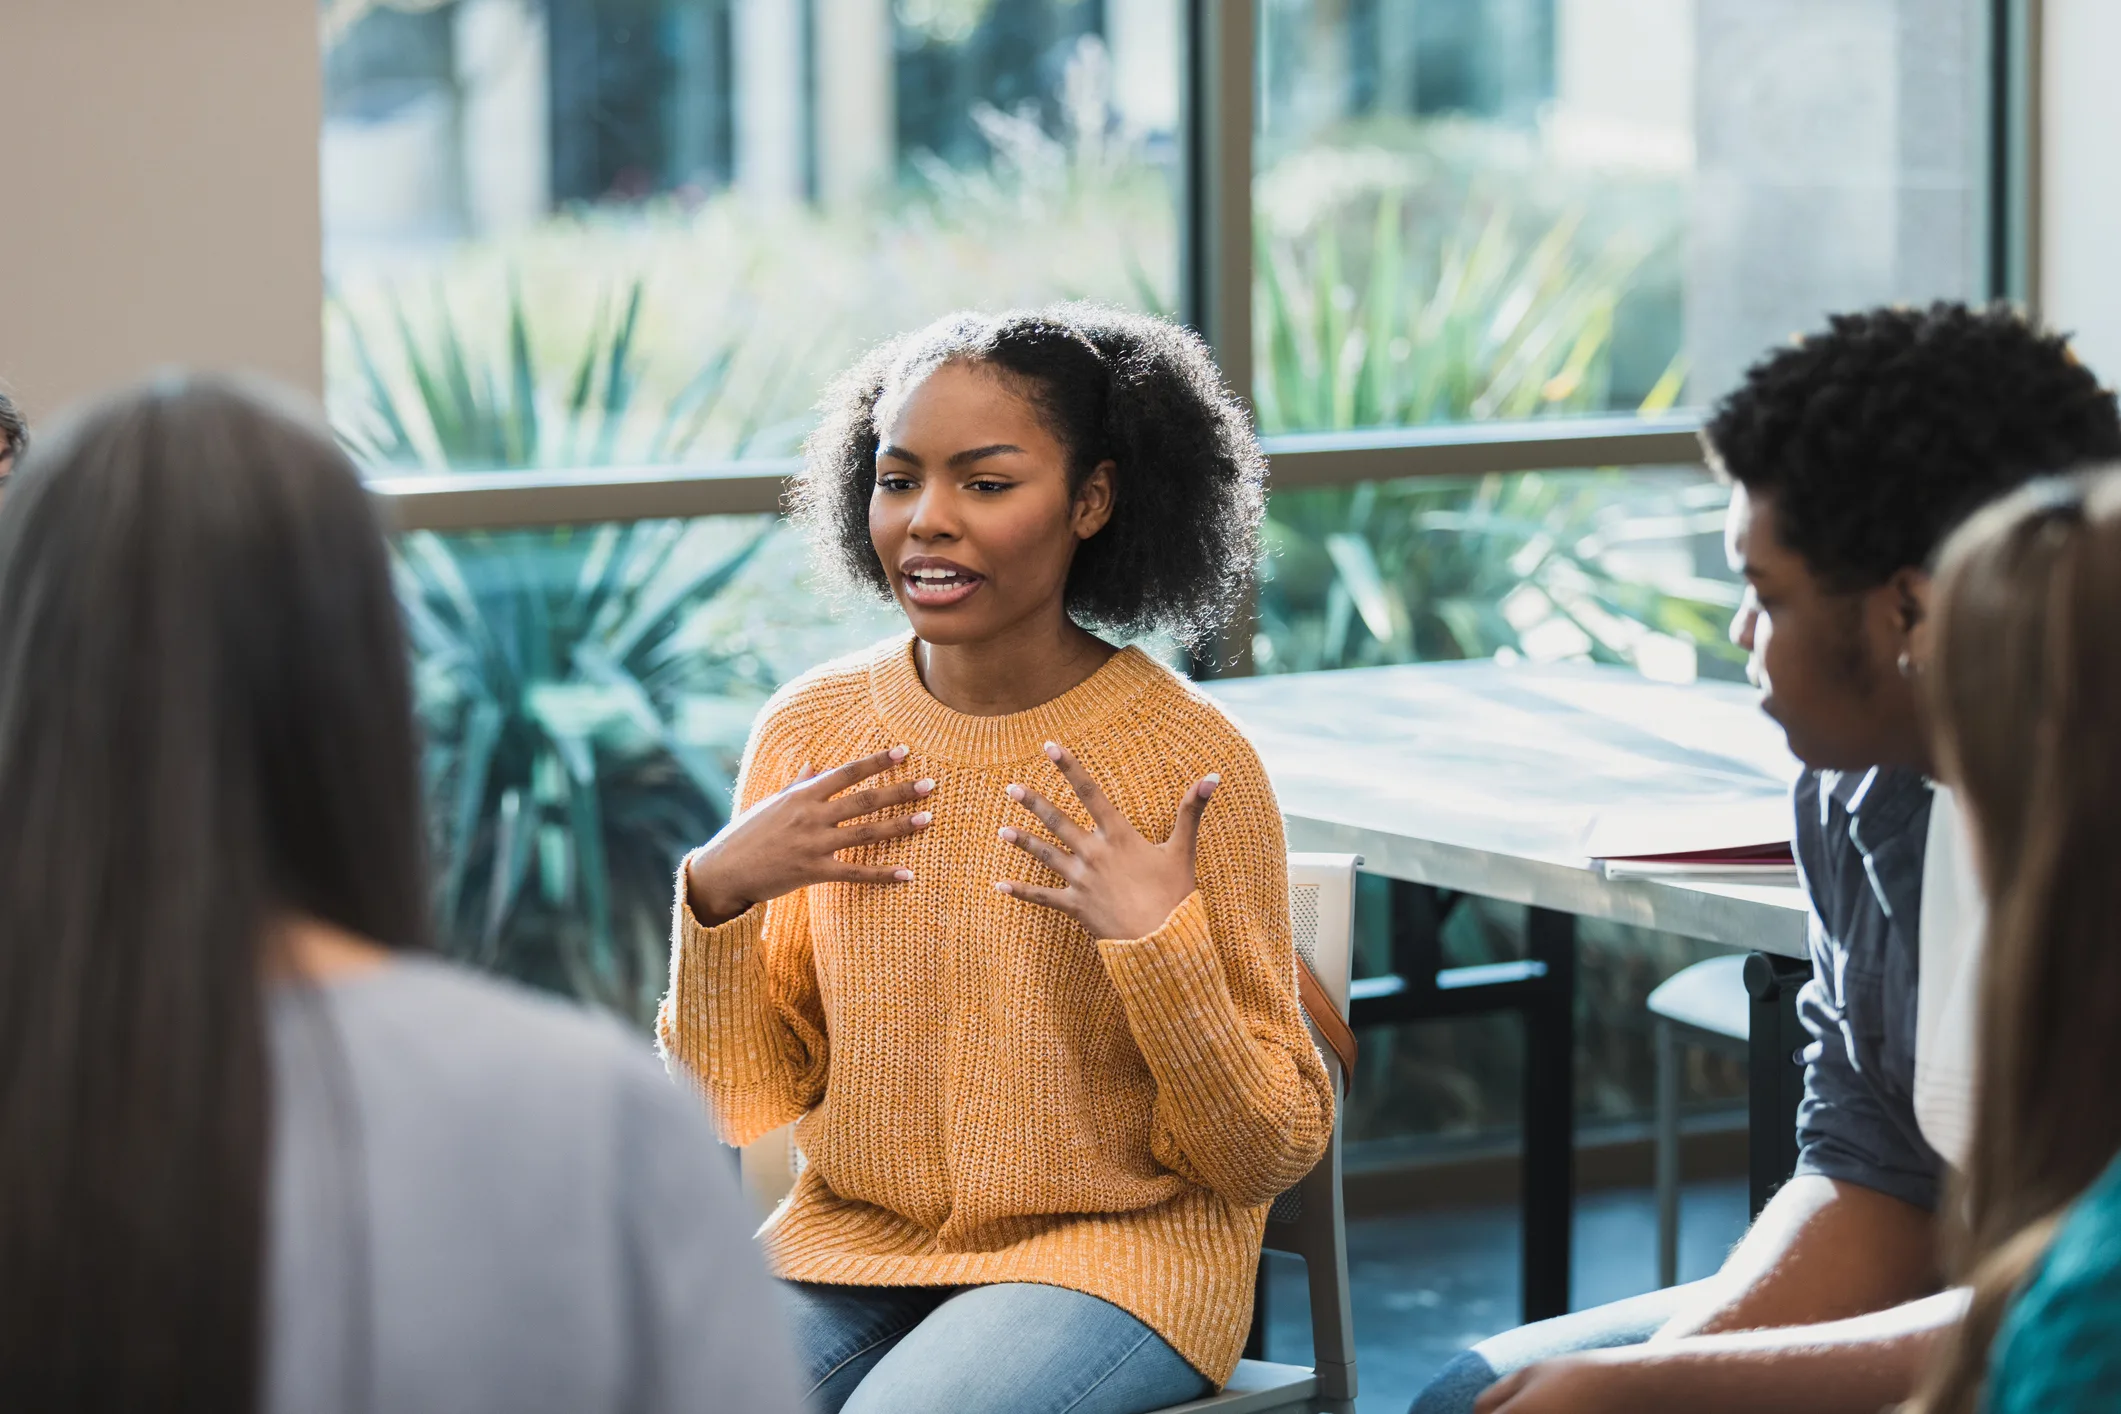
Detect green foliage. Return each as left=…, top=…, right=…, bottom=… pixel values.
left=1247, top=134, right=1727, bottom=682
left=340, top=279, right=784, bottom=1023
left=331, top=276, right=787, bottom=470
left=1259, top=470, right=1744, bottom=680
left=1255, top=196, right=1652, bottom=433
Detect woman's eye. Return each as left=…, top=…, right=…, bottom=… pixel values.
left=970, top=479, right=1012, bottom=493
left=877, top=475, right=915, bottom=492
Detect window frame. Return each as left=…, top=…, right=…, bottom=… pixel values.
left=372, top=0, right=2037, bottom=538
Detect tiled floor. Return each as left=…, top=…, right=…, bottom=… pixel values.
left=1260, top=1179, right=1751, bottom=1412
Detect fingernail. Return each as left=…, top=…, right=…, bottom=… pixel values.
left=915, top=778, right=935, bottom=794
left=911, top=812, right=932, bottom=827
left=998, top=826, right=1017, bottom=842
left=1043, top=741, right=1062, bottom=760
left=994, top=881, right=1013, bottom=895
left=889, top=745, right=910, bottom=761
left=1204, top=773, right=1222, bottom=787
left=1006, top=783, right=1026, bottom=801
left=894, top=869, right=914, bottom=882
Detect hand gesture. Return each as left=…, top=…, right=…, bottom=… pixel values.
left=686, top=746, right=934, bottom=927
left=995, top=741, right=1218, bottom=942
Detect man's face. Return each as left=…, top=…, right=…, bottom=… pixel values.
left=1725, top=483, right=1926, bottom=772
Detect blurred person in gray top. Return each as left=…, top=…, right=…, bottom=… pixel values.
left=1410, top=305, right=2121, bottom=1414
left=0, top=376, right=802, bottom=1414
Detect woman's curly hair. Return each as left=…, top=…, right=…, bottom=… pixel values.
left=791, top=304, right=1265, bottom=650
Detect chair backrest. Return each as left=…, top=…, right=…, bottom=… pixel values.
left=1268, top=852, right=1360, bottom=1402
left=740, top=1119, right=800, bottom=1217
left=1288, top=852, right=1358, bottom=1022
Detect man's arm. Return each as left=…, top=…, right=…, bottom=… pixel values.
left=1648, top=889, right=1945, bottom=1341
left=1655, top=1175, right=1939, bottom=1338
left=1477, top=1289, right=1968, bottom=1414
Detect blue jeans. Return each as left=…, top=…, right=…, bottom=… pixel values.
left=784, top=1280, right=1212, bottom=1414
left=1408, top=1280, right=1710, bottom=1414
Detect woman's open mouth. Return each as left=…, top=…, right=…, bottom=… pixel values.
left=901, top=560, right=986, bottom=607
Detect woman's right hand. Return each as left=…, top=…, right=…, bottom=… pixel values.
left=684, top=746, right=934, bottom=927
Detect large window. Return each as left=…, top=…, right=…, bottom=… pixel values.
left=330, top=1, right=2011, bottom=1060
left=1250, top=0, right=1989, bottom=434
left=324, top=0, right=1182, bottom=470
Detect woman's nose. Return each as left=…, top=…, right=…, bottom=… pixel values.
left=907, top=486, right=956, bottom=541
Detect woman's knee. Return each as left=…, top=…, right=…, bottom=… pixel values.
left=780, top=1282, right=941, bottom=1410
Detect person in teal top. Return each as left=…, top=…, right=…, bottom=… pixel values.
left=1986, top=1153, right=2121, bottom=1412
left=1903, top=472, right=2121, bottom=1414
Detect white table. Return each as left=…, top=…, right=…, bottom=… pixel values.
left=1206, top=658, right=1808, bottom=956
left=1204, top=659, right=1813, bottom=1321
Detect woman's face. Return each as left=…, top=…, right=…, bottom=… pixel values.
left=869, top=359, right=1111, bottom=647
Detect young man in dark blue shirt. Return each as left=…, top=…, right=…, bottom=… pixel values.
left=1412, top=304, right=2121, bottom=1414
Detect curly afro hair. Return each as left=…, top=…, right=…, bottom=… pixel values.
left=791, top=304, right=1264, bottom=649
left=1704, top=302, right=2121, bottom=591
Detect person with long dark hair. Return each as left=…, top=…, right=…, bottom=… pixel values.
left=1907, top=472, right=2121, bottom=1414
left=0, top=376, right=802, bottom=1413
left=660, top=305, right=1334, bottom=1413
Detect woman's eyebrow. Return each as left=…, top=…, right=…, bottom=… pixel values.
left=877, top=443, right=921, bottom=466
left=948, top=443, right=1026, bottom=467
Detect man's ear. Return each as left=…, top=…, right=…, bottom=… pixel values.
left=1892, top=566, right=1934, bottom=666
left=1072, top=460, right=1117, bottom=540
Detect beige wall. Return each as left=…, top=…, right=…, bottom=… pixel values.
left=0, top=0, right=324, bottom=422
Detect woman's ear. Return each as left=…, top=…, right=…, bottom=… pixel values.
left=1071, top=460, right=1117, bottom=540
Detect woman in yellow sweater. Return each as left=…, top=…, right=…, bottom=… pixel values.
left=660, top=306, right=1334, bottom=1413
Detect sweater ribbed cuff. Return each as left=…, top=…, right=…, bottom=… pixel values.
left=676, top=858, right=767, bottom=963
left=667, top=866, right=788, bottom=1142
left=1097, top=893, right=1272, bottom=1094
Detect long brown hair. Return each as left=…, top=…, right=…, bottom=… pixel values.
left=0, top=378, right=432, bottom=1408
left=1909, top=470, right=2121, bottom=1414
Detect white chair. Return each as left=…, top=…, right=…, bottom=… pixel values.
left=1646, top=953, right=1750, bottom=1289
left=737, top=853, right=1364, bottom=1413
left=1156, top=851, right=1360, bottom=1413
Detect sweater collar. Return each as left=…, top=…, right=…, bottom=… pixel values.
left=866, top=634, right=1165, bottom=767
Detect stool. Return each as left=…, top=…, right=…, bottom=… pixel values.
left=1647, top=954, right=1750, bottom=1289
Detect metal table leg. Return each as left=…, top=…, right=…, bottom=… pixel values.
left=1521, top=908, right=1577, bottom=1322
left=1742, top=952, right=1811, bottom=1215
left=1351, top=885, right=1578, bottom=1323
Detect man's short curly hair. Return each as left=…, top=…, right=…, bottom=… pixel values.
left=792, top=304, right=1264, bottom=649
left=1704, top=302, right=2121, bottom=591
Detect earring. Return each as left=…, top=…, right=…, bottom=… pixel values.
left=1897, top=650, right=1917, bottom=679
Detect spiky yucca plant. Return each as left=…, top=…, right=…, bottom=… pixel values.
left=336, top=278, right=789, bottom=1023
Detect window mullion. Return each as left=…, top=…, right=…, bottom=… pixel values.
left=1183, top=0, right=1257, bottom=409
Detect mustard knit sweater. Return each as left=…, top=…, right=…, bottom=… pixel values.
left=659, top=636, right=1334, bottom=1383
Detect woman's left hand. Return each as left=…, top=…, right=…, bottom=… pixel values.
left=996, top=741, right=1218, bottom=941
